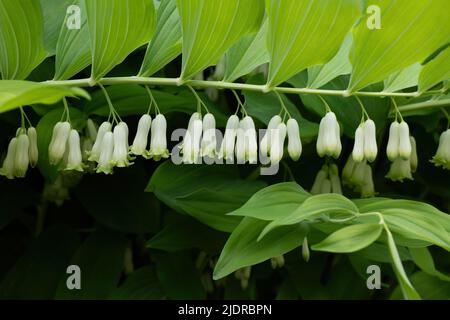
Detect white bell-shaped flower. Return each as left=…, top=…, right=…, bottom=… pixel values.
left=49, top=121, right=71, bottom=165
left=235, top=120, right=246, bottom=164
left=131, top=114, right=152, bottom=156
left=260, top=115, right=282, bottom=156
left=147, top=114, right=169, bottom=160
left=112, top=122, right=131, bottom=167
left=329, top=164, right=342, bottom=194
left=201, top=113, right=216, bottom=158
left=219, top=115, right=239, bottom=162
left=242, top=116, right=258, bottom=164
left=0, top=137, right=18, bottom=179
left=14, top=134, right=30, bottom=178
left=317, top=112, right=341, bottom=158
left=66, top=130, right=83, bottom=172
left=363, top=119, right=377, bottom=162
left=431, top=129, right=450, bottom=170
left=269, top=123, right=287, bottom=165
left=96, top=131, right=114, bottom=174
left=287, top=118, right=302, bottom=161
left=409, top=136, right=418, bottom=173
left=86, top=119, right=98, bottom=142
left=311, top=165, right=328, bottom=195
left=398, top=121, right=412, bottom=160
left=183, top=119, right=203, bottom=164
left=89, top=121, right=112, bottom=162
left=386, top=158, right=412, bottom=182
left=352, top=124, right=365, bottom=162
left=386, top=121, right=400, bottom=161
left=27, top=127, right=38, bottom=168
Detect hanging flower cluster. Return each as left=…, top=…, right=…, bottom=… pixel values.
left=0, top=126, right=38, bottom=179
left=352, top=119, right=378, bottom=162
left=310, top=163, right=342, bottom=195
left=431, top=129, right=450, bottom=170
left=385, top=121, right=417, bottom=182
left=342, top=156, right=375, bottom=198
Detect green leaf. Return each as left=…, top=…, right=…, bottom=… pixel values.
left=391, top=272, right=450, bottom=300
left=154, top=251, right=205, bottom=299
left=86, top=0, right=156, bottom=80
left=40, top=0, right=74, bottom=56
left=36, top=107, right=86, bottom=181
left=0, top=0, right=47, bottom=79
left=312, top=223, right=382, bottom=253
left=383, top=63, right=422, bottom=92
left=138, top=0, right=182, bottom=77
left=419, top=47, right=450, bottom=93
left=260, top=193, right=358, bottom=240
left=0, top=80, right=89, bottom=114
left=228, top=182, right=310, bottom=221
left=54, top=0, right=91, bottom=80
left=0, top=226, right=79, bottom=299
left=348, top=0, right=450, bottom=92
left=409, top=247, right=450, bottom=282
left=385, top=225, right=421, bottom=300
left=266, top=0, right=361, bottom=87
left=73, top=163, right=160, bottom=234
left=223, top=19, right=269, bottom=82
left=307, top=33, right=353, bottom=89
left=213, top=217, right=308, bottom=280
left=178, top=0, right=265, bottom=80
left=108, top=267, right=165, bottom=300
left=55, top=229, right=128, bottom=299
left=147, top=162, right=266, bottom=232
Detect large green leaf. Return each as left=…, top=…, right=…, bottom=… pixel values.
left=86, top=0, right=156, bottom=80
left=147, top=162, right=266, bottom=232
left=409, top=247, right=450, bottom=282
left=419, top=47, right=450, bottom=93
left=312, top=223, right=382, bottom=253
left=383, top=63, right=422, bottom=93
left=260, top=193, right=358, bottom=240
left=228, top=182, right=310, bottom=221
left=39, top=0, right=74, bottom=56
left=0, top=80, right=89, bottom=114
left=0, top=226, right=79, bottom=299
left=223, top=19, right=269, bottom=82
left=266, top=0, right=360, bottom=87
left=348, top=0, right=450, bottom=92
left=55, top=229, right=127, bottom=299
left=391, top=272, right=450, bottom=300
left=307, top=33, right=353, bottom=89
left=213, top=217, right=308, bottom=280
left=0, top=0, right=47, bottom=80
left=178, top=0, right=265, bottom=80
left=54, top=0, right=91, bottom=80
left=138, top=0, right=182, bottom=77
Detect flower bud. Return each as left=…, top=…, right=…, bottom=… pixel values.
left=363, top=119, right=377, bottom=162
left=329, top=164, right=342, bottom=194
left=270, top=123, right=287, bottom=165
left=360, top=165, right=375, bottom=198
left=270, top=255, right=285, bottom=269
left=112, top=122, right=131, bottom=167
left=409, top=136, right=418, bottom=173
left=398, top=121, right=412, bottom=159
left=287, top=118, right=302, bottom=161
left=302, top=237, right=310, bottom=262
left=311, top=165, right=328, bottom=195
left=342, top=155, right=356, bottom=183
left=201, top=113, right=216, bottom=158
left=89, top=121, right=112, bottom=162
left=49, top=122, right=70, bottom=165
left=350, top=160, right=367, bottom=186
left=131, top=114, right=152, bottom=156
left=219, top=115, right=239, bottom=162
left=260, top=115, right=282, bottom=156
left=386, top=121, right=400, bottom=161
left=27, top=127, right=38, bottom=168
left=0, top=137, right=17, bottom=179
left=96, top=131, right=114, bottom=174
left=431, top=129, right=450, bottom=170
left=386, top=158, right=413, bottom=182
left=148, top=114, right=169, bottom=160
left=65, top=130, right=83, bottom=172
left=352, top=124, right=365, bottom=162
left=14, top=134, right=30, bottom=178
